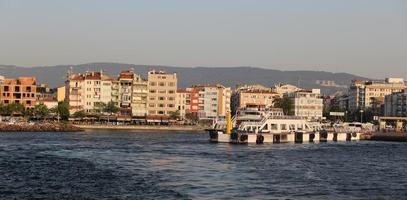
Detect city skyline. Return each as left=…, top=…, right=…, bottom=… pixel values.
left=1, top=0, right=406, bottom=79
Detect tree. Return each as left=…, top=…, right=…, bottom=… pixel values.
left=273, top=96, right=292, bottom=115
left=2, top=102, right=25, bottom=116
left=33, top=103, right=50, bottom=120
left=73, top=110, right=86, bottom=120
left=185, top=112, right=199, bottom=124
left=93, top=102, right=106, bottom=114
left=50, top=102, right=70, bottom=121
left=169, top=110, right=181, bottom=120
left=103, top=101, right=119, bottom=123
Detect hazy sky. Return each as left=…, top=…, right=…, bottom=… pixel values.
left=1, top=0, right=406, bottom=79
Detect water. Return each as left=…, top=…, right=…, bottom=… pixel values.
left=0, top=131, right=406, bottom=200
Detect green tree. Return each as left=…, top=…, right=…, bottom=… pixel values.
left=33, top=103, right=50, bottom=120
left=185, top=112, right=199, bottom=124
left=4, top=102, right=25, bottom=116
left=103, top=101, right=119, bottom=123
left=93, top=102, right=106, bottom=114
left=273, top=96, right=292, bottom=115
left=73, top=110, right=86, bottom=120
left=169, top=110, right=181, bottom=120
left=50, top=102, right=70, bottom=121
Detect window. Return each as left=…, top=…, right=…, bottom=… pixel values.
left=168, top=82, right=175, bottom=86
left=168, top=104, right=175, bottom=107
left=4, top=86, right=9, bottom=92
left=159, top=97, right=165, bottom=101
left=168, top=97, right=175, bottom=101
left=149, top=90, right=156, bottom=93
left=149, top=104, right=155, bottom=107
left=159, top=104, right=165, bottom=107
left=149, top=82, right=157, bottom=86
left=158, top=90, right=166, bottom=94
left=15, top=86, right=20, bottom=92
left=158, top=82, right=165, bottom=86
left=158, top=111, right=165, bottom=114
left=168, top=90, right=175, bottom=94
left=149, top=97, right=156, bottom=100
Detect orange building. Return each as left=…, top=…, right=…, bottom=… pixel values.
left=0, top=77, right=37, bottom=108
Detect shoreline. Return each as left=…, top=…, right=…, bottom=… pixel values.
left=75, top=124, right=207, bottom=132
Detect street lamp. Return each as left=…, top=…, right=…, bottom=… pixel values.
left=360, top=110, right=364, bottom=123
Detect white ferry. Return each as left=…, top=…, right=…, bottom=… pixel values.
left=208, top=110, right=361, bottom=144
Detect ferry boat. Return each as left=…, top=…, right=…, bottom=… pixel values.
left=208, top=109, right=362, bottom=144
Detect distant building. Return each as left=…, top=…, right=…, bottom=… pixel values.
left=189, top=84, right=231, bottom=119
left=348, top=78, right=406, bottom=111
left=147, top=70, right=177, bottom=117
left=384, top=90, right=407, bottom=117
left=0, top=76, right=37, bottom=109
left=286, top=89, right=323, bottom=120
left=274, top=83, right=301, bottom=95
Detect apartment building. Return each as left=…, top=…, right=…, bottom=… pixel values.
left=147, top=70, right=177, bottom=116
left=286, top=89, right=323, bottom=120
left=231, top=85, right=280, bottom=115
left=0, top=76, right=37, bottom=109
left=384, top=90, right=407, bottom=117
left=176, top=88, right=192, bottom=119
left=118, top=70, right=148, bottom=117
left=66, top=71, right=114, bottom=114
left=348, top=78, right=406, bottom=111
left=189, top=84, right=231, bottom=119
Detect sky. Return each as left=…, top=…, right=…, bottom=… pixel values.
left=0, top=0, right=406, bottom=79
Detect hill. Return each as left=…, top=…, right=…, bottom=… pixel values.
left=0, top=63, right=366, bottom=95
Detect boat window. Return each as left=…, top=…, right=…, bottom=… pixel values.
left=280, top=124, right=287, bottom=130
left=297, top=124, right=303, bottom=130
left=289, top=124, right=296, bottom=130
left=270, top=124, right=278, bottom=130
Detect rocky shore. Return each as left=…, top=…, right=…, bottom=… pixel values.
left=0, top=122, right=83, bottom=132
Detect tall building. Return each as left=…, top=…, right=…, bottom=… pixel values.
left=231, top=85, right=280, bottom=115
left=66, top=71, right=114, bottom=114
left=176, top=88, right=192, bottom=119
left=146, top=70, right=177, bottom=116
left=0, top=76, right=37, bottom=109
left=189, top=84, right=231, bottom=119
left=348, top=78, right=406, bottom=111
left=384, top=90, right=407, bottom=117
left=286, top=89, right=323, bottom=120
left=118, top=70, right=148, bottom=117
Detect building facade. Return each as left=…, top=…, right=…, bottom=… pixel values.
left=146, top=70, right=177, bottom=116
left=384, top=90, right=407, bottom=117
left=0, top=76, right=37, bottom=109
left=231, top=85, right=280, bottom=115
left=286, top=89, right=323, bottom=120
left=66, top=71, right=114, bottom=114
left=348, top=78, right=406, bottom=111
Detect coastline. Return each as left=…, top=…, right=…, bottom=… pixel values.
left=75, top=124, right=207, bottom=132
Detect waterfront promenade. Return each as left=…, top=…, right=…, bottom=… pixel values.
left=75, top=124, right=207, bottom=132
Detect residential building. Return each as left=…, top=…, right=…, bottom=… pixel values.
left=176, top=88, right=192, bottom=119
left=147, top=70, right=177, bottom=117
left=0, top=76, right=37, bottom=109
left=286, top=89, right=323, bottom=120
left=384, top=90, right=407, bottom=117
left=118, top=70, right=148, bottom=117
left=66, top=71, right=114, bottom=114
left=189, top=84, right=231, bottom=119
left=231, top=85, right=280, bottom=115
left=348, top=78, right=406, bottom=111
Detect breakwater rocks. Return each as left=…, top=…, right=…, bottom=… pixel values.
left=0, top=122, right=83, bottom=132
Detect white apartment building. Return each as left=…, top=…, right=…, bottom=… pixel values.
left=286, top=89, right=323, bottom=120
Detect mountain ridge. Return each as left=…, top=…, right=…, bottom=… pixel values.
left=0, top=62, right=366, bottom=95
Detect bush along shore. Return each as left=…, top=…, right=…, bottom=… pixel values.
left=0, top=122, right=83, bottom=132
